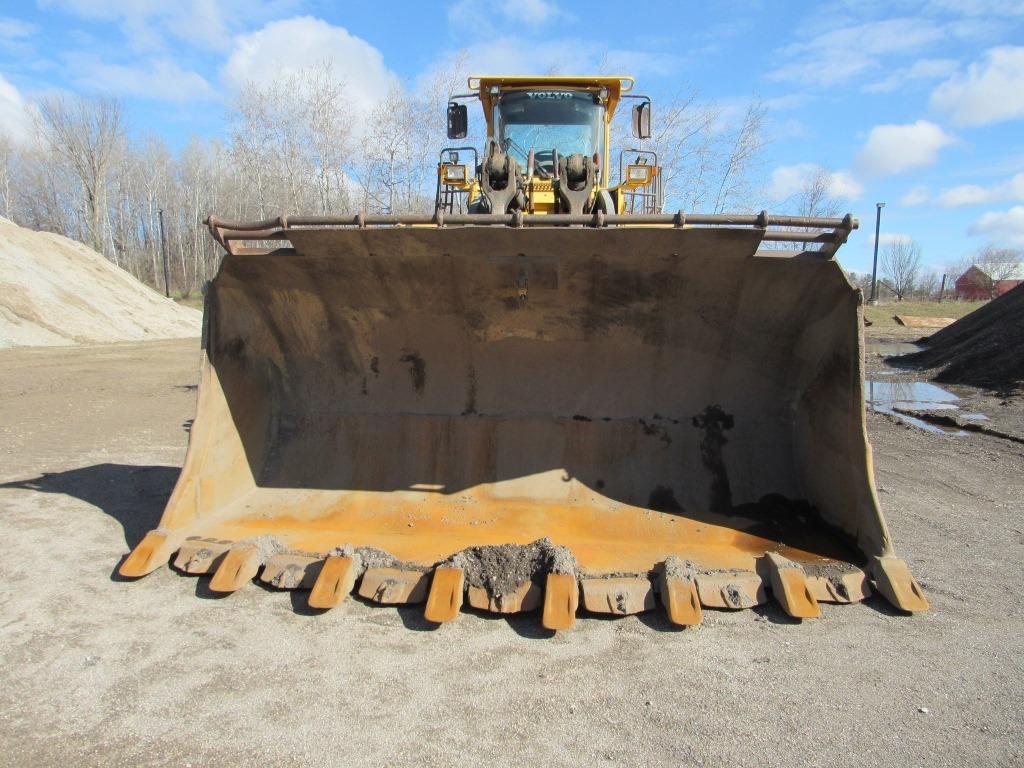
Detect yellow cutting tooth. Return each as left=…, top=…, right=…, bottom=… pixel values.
left=466, top=581, right=542, bottom=613
left=580, top=577, right=655, bottom=615
left=424, top=567, right=465, bottom=623
left=805, top=565, right=871, bottom=604
left=542, top=572, right=578, bottom=631
left=872, top=556, right=929, bottom=613
left=358, top=567, right=430, bottom=604
left=208, top=546, right=261, bottom=593
left=119, top=530, right=174, bottom=578
left=695, top=571, right=765, bottom=609
left=659, top=574, right=703, bottom=627
left=260, top=554, right=320, bottom=590
left=764, top=553, right=820, bottom=619
left=308, top=555, right=357, bottom=609
left=173, top=538, right=229, bottom=574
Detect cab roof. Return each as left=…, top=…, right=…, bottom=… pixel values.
left=468, top=75, right=635, bottom=118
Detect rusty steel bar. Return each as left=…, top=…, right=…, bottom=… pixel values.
left=208, top=212, right=858, bottom=232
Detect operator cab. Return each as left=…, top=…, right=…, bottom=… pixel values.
left=439, top=75, right=658, bottom=216
left=496, top=90, right=604, bottom=178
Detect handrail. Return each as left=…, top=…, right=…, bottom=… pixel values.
left=205, top=211, right=858, bottom=257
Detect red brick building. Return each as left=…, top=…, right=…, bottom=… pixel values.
left=955, top=264, right=1024, bottom=300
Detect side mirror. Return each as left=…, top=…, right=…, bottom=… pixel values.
left=447, top=102, right=468, bottom=140
left=631, top=101, right=652, bottom=139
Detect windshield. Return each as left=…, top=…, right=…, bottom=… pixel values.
left=497, top=90, right=604, bottom=175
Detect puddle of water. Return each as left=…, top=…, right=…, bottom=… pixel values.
left=866, top=381, right=960, bottom=410
left=866, top=380, right=967, bottom=436
left=866, top=341, right=924, bottom=358
left=960, top=412, right=990, bottom=421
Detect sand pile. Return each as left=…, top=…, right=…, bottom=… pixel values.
left=896, top=282, right=1024, bottom=393
left=0, top=217, right=201, bottom=348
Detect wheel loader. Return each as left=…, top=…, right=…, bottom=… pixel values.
left=120, top=75, right=928, bottom=629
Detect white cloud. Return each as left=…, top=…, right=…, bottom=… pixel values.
left=0, top=16, right=37, bottom=41
left=431, top=36, right=676, bottom=83
left=223, top=17, right=399, bottom=116
left=936, top=184, right=991, bottom=207
left=448, top=0, right=570, bottom=28
left=925, top=0, right=1024, bottom=17
left=854, top=120, right=954, bottom=176
left=68, top=56, right=215, bottom=102
left=869, top=231, right=916, bottom=249
left=931, top=46, right=1024, bottom=126
left=0, top=73, right=32, bottom=142
left=764, top=93, right=811, bottom=111
left=38, top=0, right=298, bottom=51
left=863, top=57, right=958, bottom=93
left=936, top=172, right=1024, bottom=207
left=768, top=163, right=862, bottom=202
left=768, top=18, right=946, bottom=87
left=500, top=0, right=567, bottom=25
left=900, top=184, right=931, bottom=206
left=969, top=205, right=1024, bottom=245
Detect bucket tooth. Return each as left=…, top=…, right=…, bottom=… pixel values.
left=260, top=554, right=320, bottom=590
left=173, top=538, right=230, bottom=574
left=308, top=555, right=357, bottom=609
left=763, top=553, right=821, bottom=619
left=542, top=572, right=579, bottom=631
left=695, top=571, right=765, bottom=609
left=424, top=567, right=465, bottom=623
left=805, top=565, right=870, bottom=604
left=871, top=556, right=929, bottom=613
left=466, top=581, right=542, bottom=613
left=580, top=577, right=655, bottom=615
left=659, top=573, right=703, bottom=627
left=358, top=567, right=430, bottom=604
left=209, top=546, right=261, bottom=593
left=119, top=530, right=175, bottom=578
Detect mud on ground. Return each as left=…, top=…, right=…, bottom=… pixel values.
left=0, top=338, right=1021, bottom=767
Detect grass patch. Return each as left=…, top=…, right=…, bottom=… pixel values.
left=864, top=299, right=987, bottom=329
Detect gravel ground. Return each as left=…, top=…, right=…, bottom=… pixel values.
left=0, top=338, right=1021, bottom=767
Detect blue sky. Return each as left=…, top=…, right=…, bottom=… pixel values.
left=1, top=0, right=1023, bottom=274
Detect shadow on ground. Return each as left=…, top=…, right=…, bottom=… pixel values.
left=0, top=463, right=179, bottom=549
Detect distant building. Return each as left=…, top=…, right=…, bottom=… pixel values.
left=955, top=263, right=1024, bottom=299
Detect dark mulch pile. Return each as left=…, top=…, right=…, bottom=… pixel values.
left=892, top=282, right=1023, bottom=394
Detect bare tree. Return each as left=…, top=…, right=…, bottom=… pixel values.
left=611, top=91, right=768, bottom=213
left=2, top=64, right=773, bottom=298
left=880, top=237, right=923, bottom=301
left=846, top=271, right=873, bottom=294
left=0, top=133, right=13, bottom=219
left=36, top=95, right=125, bottom=255
left=975, top=245, right=1023, bottom=297
left=711, top=100, right=767, bottom=213
left=794, top=166, right=842, bottom=218
left=915, top=270, right=941, bottom=299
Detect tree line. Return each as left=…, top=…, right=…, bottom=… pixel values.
left=848, top=239, right=1023, bottom=302
left=2, top=61, right=1016, bottom=300
left=0, top=62, right=779, bottom=296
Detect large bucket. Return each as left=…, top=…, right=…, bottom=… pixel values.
left=121, top=222, right=927, bottom=626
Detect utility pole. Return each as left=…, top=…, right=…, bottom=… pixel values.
left=158, top=208, right=171, bottom=298
left=938, top=274, right=947, bottom=303
left=869, top=202, right=885, bottom=305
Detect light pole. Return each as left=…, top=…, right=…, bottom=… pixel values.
left=869, top=202, right=885, bottom=304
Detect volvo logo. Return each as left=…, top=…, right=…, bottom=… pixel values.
left=526, top=92, right=574, bottom=100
